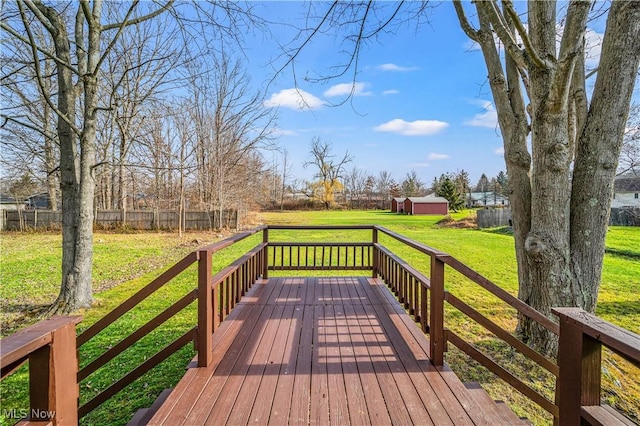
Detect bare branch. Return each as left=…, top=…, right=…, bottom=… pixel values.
left=554, top=0, right=591, bottom=105
left=101, top=0, right=173, bottom=31
left=17, top=1, right=81, bottom=136
left=453, top=0, right=479, bottom=42
left=502, top=0, right=546, bottom=69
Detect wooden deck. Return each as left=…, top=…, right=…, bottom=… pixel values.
left=148, top=276, right=526, bottom=425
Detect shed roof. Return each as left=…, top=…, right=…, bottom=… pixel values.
left=405, top=196, right=449, bottom=204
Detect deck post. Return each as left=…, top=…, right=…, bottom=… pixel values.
left=555, top=308, right=602, bottom=425
left=372, top=227, right=378, bottom=278
left=197, top=249, right=213, bottom=367
left=262, top=227, right=269, bottom=279
left=429, top=255, right=445, bottom=366
left=29, top=319, right=79, bottom=425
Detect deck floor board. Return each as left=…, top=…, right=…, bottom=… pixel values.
left=148, top=276, right=525, bottom=425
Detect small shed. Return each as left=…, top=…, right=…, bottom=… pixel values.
left=391, top=197, right=405, bottom=213
left=404, top=196, right=449, bottom=215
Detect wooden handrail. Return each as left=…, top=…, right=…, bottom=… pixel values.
left=78, top=329, right=195, bottom=418
left=441, top=256, right=560, bottom=335
left=198, top=226, right=266, bottom=253
left=77, top=251, right=198, bottom=346
left=375, top=225, right=447, bottom=257
left=375, top=244, right=430, bottom=289
left=554, top=308, right=640, bottom=367
left=1, top=316, right=81, bottom=376
left=267, top=224, right=374, bottom=230
left=268, top=242, right=372, bottom=247
left=447, top=330, right=559, bottom=417
left=78, top=290, right=197, bottom=381
left=1, top=316, right=82, bottom=425
left=446, top=293, right=559, bottom=376
left=210, top=244, right=267, bottom=286
left=554, top=307, right=640, bottom=425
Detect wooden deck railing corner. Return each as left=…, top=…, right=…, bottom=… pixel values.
left=553, top=307, right=640, bottom=425
left=1, top=315, right=82, bottom=425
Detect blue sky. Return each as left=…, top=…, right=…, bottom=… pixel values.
left=239, top=2, right=607, bottom=187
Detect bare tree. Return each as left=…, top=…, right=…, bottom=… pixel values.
left=1, top=23, right=59, bottom=209
left=279, top=148, right=292, bottom=210
left=96, top=11, right=180, bottom=212
left=191, top=52, right=277, bottom=227
left=344, top=166, right=367, bottom=208
left=0, top=1, right=176, bottom=313
left=304, top=137, right=353, bottom=209
left=1, top=0, right=266, bottom=313
left=375, top=170, right=394, bottom=206
left=401, top=170, right=425, bottom=197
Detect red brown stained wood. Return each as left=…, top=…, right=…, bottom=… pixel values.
left=148, top=276, right=527, bottom=425
left=580, top=405, right=637, bottom=426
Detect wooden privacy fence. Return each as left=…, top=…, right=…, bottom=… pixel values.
left=1, top=209, right=238, bottom=231
left=1, top=225, right=638, bottom=425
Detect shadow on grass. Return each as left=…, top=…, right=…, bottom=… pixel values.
left=479, top=226, right=514, bottom=236
left=0, top=302, right=50, bottom=336
left=596, top=300, right=640, bottom=317
left=604, top=248, right=640, bottom=259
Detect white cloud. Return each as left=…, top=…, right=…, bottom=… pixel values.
left=464, top=100, right=498, bottom=128
left=428, top=153, right=449, bottom=160
left=382, top=89, right=399, bottom=95
left=495, top=147, right=505, bottom=155
left=377, top=63, right=418, bottom=72
left=374, top=119, right=449, bottom=136
left=264, top=88, right=324, bottom=111
left=324, top=82, right=371, bottom=97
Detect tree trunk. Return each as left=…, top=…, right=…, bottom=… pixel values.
left=46, top=10, right=93, bottom=313
left=570, top=1, right=640, bottom=312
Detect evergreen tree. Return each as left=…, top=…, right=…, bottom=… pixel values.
left=437, top=177, right=464, bottom=212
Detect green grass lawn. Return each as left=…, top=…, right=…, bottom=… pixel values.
left=0, top=211, right=638, bottom=425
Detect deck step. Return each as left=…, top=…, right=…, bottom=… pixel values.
left=464, top=382, right=527, bottom=424
left=127, top=388, right=173, bottom=426
left=581, top=404, right=636, bottom=425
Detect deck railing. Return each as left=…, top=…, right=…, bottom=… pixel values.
left=1, top=224, right=638, bottom=425
left=371, top=226, right=561, bottom=418
left=0, top=316, right=81, bottom=424
left=554, top=308, right=640, bottom=425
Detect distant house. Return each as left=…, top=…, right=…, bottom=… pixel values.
left=391, top=197, right=405, bottom=213
left=0, top=194, right=24, bottom=211
left=404, top=196, right=449, bottom=215
left=468, top=191, right=509, bottom=208
left=612, top=177, right=640, bottom=208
